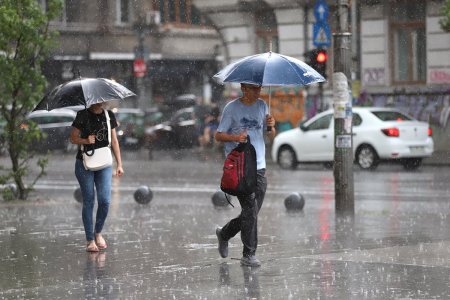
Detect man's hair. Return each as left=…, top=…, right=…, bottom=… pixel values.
left=241, top=83, right=261, bottom=88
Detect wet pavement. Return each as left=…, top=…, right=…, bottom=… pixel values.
left=1, top=149, right=450, bottom=299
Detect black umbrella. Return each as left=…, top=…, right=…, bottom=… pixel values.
left=34, top=77, right=136, bottom=111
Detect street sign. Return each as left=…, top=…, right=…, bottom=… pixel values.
left=313, top=0, right=329, bottom=22
left=313, top=22, right=331, bottom=47
left=312, top=0, right=331, bottom=48
left=133, top=58, right=147, bottom=78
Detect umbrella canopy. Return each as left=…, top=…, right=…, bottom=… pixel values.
left=213, top=51, right=326, bottom=87
left=34, top=77, right=136, bottom=111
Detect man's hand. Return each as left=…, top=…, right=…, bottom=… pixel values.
left=266, top=114, right=276, bottom=139
left=237, top=130, right=248, bottom=143
left=266, top=114, right=275, bottom=128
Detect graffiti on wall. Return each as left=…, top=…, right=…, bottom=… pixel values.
left=355, top=92, right=450, bottom=128
left=260, top=88, right=305, bottom=131
left=429, top=69, right=450, bottom=84
left=363, top=68, right=385, bottom=86
left=239, top=85, right=450, bottom=132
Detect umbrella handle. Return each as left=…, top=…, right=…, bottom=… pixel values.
left=267, top=86, right=272, bottom=132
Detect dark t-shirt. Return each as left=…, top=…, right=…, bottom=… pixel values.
left=72, top=109, right=118, bottom=160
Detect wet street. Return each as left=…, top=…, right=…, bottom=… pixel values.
left=1, top=149, right=450, bottom=299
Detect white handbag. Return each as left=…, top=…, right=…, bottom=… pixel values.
left=82, top=110, right=113, bottom=171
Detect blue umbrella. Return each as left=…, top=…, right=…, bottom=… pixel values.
left=213, top=51, right=326, bottom=86
left=213, top=51, right=326, bottom=131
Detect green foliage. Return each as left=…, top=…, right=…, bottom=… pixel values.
left=440, top=0, right=450, bottom=32
left=0, top=0, right=62, bottom=200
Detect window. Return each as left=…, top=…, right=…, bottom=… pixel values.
left=371, top=111, right=413, bottom=121
left=255, top=8, right=278, bottom=52
left=65, top=0, right=82, bottom=23
left=117, top=0, right=131, bottom=24
left=353, top=114, right=362, bottom=126
left=39, top=0, right=63, bottom=22
left=307, top=114, right=332, bottom=130
left=157, top=0, right=210, bottom=26
left=390, top=0, right=426, bottom=84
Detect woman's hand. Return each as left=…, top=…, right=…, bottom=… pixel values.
left=116, top=165, right=124, bottom=177
left=87, top=134, right=96, bottom=144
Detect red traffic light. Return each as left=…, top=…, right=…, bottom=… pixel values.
left=316, top=51, right=327, bottom=63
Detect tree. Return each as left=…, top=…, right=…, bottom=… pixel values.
left=0, top=0, right=62, bottom=200
left=441, top=0, right=450, bottom=32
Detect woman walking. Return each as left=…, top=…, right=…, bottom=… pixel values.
left=70, top=103, right=124, bottom=252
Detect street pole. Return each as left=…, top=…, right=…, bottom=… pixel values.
left=333, top=0, right=354, bottom=214
left=133, top=20, right=152, bottom=110
left=136, top=28, right=146, bottom=109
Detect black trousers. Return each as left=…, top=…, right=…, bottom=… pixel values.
left=220, top=169, right=267, bottom=257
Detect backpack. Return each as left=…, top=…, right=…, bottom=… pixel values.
left=220, top=136, right=257, bottom=197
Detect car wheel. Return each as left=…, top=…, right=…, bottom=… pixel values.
left=356, top=145, right=379, bottom=170
left=402, top=158, right=422, bottom=170
left=277, top=146, right=298, bottom=170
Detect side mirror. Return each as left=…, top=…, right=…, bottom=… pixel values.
left=299, top=121, right=308, bottom=131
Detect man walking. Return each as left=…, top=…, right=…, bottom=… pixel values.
left=214, top=83, right=276, bottom=267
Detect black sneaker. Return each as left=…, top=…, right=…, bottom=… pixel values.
left=216, top=227, right=228, bottom=258
left=240, top=255, right=261, bottom=267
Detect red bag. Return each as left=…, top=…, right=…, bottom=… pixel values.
left=220, top=136, right=257, bottom=197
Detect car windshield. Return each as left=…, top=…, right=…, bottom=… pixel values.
left=371, top=111, right=413, bottom=121
left=305, top=114, right=332, bottom=130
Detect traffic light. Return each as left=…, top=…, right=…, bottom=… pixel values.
left=305, top=48, right=328, bottom=78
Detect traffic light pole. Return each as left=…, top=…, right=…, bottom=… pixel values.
left=333, top=0, right=354, bottom=214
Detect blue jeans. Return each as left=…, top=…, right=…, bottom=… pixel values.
left=75, top=159, right=112, bottom=241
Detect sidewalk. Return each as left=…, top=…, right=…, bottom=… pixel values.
left=0, top=149, right=449, bottom=299
left=1, top=187, right=449, bottom=299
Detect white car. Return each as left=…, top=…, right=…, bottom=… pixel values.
left=271, top=107, right=434, bottom=170
left=23, top=108, right=77, bottom=152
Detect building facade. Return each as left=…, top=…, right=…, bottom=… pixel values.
left=355, top=0, right=450, bottom=159
left=42, top=0, right=450, bottom=154
left=193, top=0, right=450, bottom=156
left=41, top=0, right=222, bottom=109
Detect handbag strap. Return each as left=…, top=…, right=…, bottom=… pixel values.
left=104, top=109, right=111, bottom=147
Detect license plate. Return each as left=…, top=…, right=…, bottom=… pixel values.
left=410, top=146, right=425, bottom=154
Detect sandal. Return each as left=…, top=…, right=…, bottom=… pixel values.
left=95, top=234, right=107, bottom=250
left=86, top=240, right=99, bottom=252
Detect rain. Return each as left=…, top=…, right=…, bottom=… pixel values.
left=1, top=149, right=450, bottom=299
left=1, top=0, right=450, bottom=299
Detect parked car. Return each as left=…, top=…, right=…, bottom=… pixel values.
left=113, top=108, right=145, bottom=149
left=145, top=106, right=199, bottom=151
left=22, top=108, right=77, bottom=152
left=271, top=107, right=434, bottom=170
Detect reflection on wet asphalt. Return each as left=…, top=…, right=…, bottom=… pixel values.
left=0, top=150, right=449, bottom=299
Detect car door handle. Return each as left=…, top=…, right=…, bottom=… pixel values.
left=322, top=135, right=327, bottom=138
left=352, top=133, right=357, bottom=136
